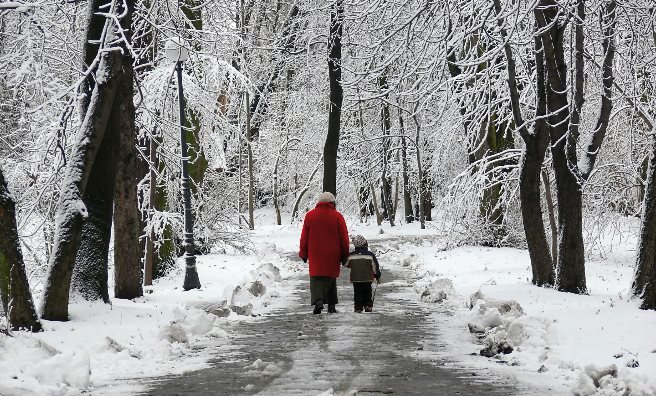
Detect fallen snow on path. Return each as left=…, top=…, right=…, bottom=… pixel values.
left=0, top=242, right=302, bottom=395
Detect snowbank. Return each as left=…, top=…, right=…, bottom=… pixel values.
left=0, top=241, right=301, bottom=395
left=392, top=241, right=656, bottom=395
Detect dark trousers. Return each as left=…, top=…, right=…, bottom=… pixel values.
left=353, top=282, right=373, bottom=308
left=310, top=276, right=338, bottom=305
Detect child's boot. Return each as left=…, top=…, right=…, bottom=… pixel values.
left=354, top=305, right=363, bottom=313
left=364, top=306, right=373, bottom=312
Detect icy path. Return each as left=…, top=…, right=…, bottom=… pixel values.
left=141, top=251, right=524, bottom=395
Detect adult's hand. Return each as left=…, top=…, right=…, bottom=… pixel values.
left=302, top=257, right=307, bottom=263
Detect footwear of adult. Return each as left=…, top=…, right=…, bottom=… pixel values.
left=364, top=306, right=373, bottom=312
left=313, top=300, right=323, bottom=314
left=327, top=304, right=337, bottom=313
left=354, top=306, right=363, bottom=313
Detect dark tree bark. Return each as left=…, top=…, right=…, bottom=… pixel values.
left=0, top=166, right=42, bottom=331
left=633, top=146, right=656, bottom=310
left=579, top=0, right=616, bottom=180
left=40, top=50, right=122, bottom=321
left=323, top=0, right=344, bottom=196
left=78, top=0, right=106, bottom=117
left=399, top=112, right=414, bottom=223
left=536, top=0, right=616, bottom=293
left=113, top=0, right=142, bottom=299
left=379, top=73, right=394, bottom=226
left=535, top=0, right=586, bottom=293
left=493, top=0, right=554, bottom=285
left=633, top=3, right=656, bottom=310
left=71, top=1, right=119, bottom=301
left=71, top=117, right=117, bottom=303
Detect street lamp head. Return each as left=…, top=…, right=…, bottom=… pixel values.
left=165, top=37, right=190, bottom=63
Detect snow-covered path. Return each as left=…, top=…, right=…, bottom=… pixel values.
left=141, top=251, right=523, bottom=395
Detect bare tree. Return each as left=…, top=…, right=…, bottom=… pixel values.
left=323, top=0, right=344, bottom=195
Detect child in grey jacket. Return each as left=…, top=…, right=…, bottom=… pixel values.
left=344, top=235, right=381, bottom=312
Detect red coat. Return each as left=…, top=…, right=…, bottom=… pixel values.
left=299, top=202, right=349, bottom=278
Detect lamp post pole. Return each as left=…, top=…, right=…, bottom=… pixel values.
left=174, top=59, right=201, bottom=290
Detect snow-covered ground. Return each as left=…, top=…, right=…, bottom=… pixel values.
left=0, top=241, right=303, bottom=395
left=371, top=223, right=656, bottom=396
left=2, top=208, right=655, bottom=395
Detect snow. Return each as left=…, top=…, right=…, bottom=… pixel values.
left=386, top=234, right=656, bottom=395
left=0, top=242, right=301, bottom=395
left=2, top=209, right=655, bottom=395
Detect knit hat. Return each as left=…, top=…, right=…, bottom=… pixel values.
left=352, top=234, right=368, bottom=248
left=317, top=192, right=336, bottom=203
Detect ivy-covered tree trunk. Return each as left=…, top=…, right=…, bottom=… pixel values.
left=0, top=166, right=42, bottom=331
left=40, top=50, right=122, bottom=321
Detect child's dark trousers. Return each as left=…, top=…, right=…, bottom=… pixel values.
left=353, top=282, right=373, bottom=309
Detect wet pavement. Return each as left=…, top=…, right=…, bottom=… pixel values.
left=141, top=256, right=520, bottom=395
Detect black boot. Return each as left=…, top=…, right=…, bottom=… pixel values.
left=328, top=304, right=337, bottom=313
left=313, top=300, right=323, bottom=314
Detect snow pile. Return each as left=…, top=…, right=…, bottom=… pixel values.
left=243, top=358, right=284, bottom=377
left=572, top=364, right=656, bottom=396
left=413, top=275, right=456, bottom=303
left=0, top=242, right=300, bottom=395
left=396, top=241, right=656, bottom=395
left=466, top=291, right=554, bottom=359
left=0, top=335, right=90, bottom=396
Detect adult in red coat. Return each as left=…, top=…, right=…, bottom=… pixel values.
left=299, top=192, right=349, bottom=314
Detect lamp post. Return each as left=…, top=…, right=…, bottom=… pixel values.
left=165, top=38, right=201, bottom=290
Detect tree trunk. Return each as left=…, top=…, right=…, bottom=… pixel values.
left=40, top=51, right=122, bottom=321
left=494, top=0, right=554, bottom=285
left=633, top=145, right=656, bottom=309
left=78, top=0, right=106, bottom=117
left=542, top=169, right=558, bottom=268
left=412, top=116, right=425, bottom=229
left=399, top=113, right=414, bottom=223
left=143, top=133, right=157, bottom=286
left=71, top=112, right=118, bottom=303
left=520, top=136, right=555, bottom=286
left=113, top=42, right=143, bottom=300
left=536, top=0, right=586, bottom=293
left=246, top=91, right=255, bottom=230
left=0, top=166, right=42, bottom=332
left=378, top=73, right=394, bottom=226
left=370, top=183, right=382, bottom=226
left=291, top=156, right=323, bottom=220
left=322, top=0, right=344, bottom=196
